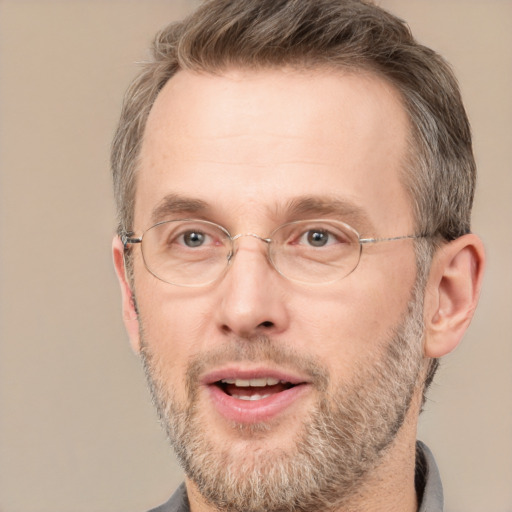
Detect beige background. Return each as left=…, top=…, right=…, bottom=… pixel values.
left=0, top=1, right=510, bottom=511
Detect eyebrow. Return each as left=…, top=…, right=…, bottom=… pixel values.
left=150, top=193, right=374, bottom=233
left=285, top=195, right=374, bottom=233
left=150, top=194, right=211, bottom=225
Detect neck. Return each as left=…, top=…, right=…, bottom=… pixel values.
left=336, top=426, right=419, bottom=512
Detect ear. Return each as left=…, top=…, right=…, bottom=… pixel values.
left=423, top=234, right=485, bottom=358
left=112, top=236, right=141, bottom=353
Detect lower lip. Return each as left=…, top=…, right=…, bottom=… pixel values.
left=206, top=383, right=310, bottom=424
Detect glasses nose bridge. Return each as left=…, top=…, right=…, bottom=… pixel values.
left=227, top=232, right=273, bottom=264
left=231, top=232, right=272, bottom=244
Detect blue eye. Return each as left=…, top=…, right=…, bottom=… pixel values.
left=181, top=230, right=207, bottom=247
left=305, top=229, right=330, bottom=247
left=298, top=228, right=345, bottom=247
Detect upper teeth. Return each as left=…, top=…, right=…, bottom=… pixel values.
left=220, top=377, right=281, bottom=387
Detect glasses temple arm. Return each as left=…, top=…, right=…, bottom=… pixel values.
left=121, top=233, right=142, bottom=247
left=359, top=234, right=428, bottom=244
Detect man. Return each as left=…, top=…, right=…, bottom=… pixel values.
left=111, top=1, right=485, bottom=511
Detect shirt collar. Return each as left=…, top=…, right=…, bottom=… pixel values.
left=417, top=440, right=444, bottom=512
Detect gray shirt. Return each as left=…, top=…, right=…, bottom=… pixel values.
left=148, top=441, right=443, bottom=512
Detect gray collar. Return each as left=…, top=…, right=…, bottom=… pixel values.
left=148, top=441, right=443, bottom=512
left=417, top=441, right=444, bottom=511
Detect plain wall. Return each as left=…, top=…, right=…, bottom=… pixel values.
left=0, top=1, right=510, bottom=511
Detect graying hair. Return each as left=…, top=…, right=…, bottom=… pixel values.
left=112, top=0, right=474, bottom=239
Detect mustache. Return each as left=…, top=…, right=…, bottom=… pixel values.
left=184, top=335, right=330, bottom=395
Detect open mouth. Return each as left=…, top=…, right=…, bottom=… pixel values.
left=203, top=368, right=310, bottom=423
left=216, top=377, right=296, bottom=401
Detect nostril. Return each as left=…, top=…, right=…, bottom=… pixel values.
left=259, top=321, right=274, bottom=328
left=221, top=324, right=231, bottom=334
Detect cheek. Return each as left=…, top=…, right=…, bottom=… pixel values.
left=290, top=256, right=417, bottom=375
left=138, top=293, right=209, bottom=346
left=133, top=274, right=212, bottom=379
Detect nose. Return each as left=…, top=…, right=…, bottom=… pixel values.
left=215, top=235, right=290, bottom=338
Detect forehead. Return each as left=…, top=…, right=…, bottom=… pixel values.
left=136, top=67, right=413, bottom=234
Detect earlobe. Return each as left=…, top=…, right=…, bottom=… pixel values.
left=112, top=236, right=141, bottom=353
left=423, top=234, right=485, bottom=358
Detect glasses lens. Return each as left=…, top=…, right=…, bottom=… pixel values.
left=141, top=220, right=230, bottom=286
left=269, top=220, right=361, bottom=283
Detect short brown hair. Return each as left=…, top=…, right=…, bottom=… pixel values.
left=111, top=0, right=475, bottom=240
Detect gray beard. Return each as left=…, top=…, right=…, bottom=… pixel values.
left=139, top=285, right=425, bottom=512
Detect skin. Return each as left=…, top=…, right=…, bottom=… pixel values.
left=113, top=68, right=485, bottom=511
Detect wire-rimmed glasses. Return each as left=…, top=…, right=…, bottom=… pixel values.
left=121, top=218, right=424, bottom=286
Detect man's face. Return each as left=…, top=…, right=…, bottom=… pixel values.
left=127, top=68, right=425, bottom=510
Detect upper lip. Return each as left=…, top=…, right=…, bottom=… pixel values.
left=201, top=366, right=311, bottom=386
